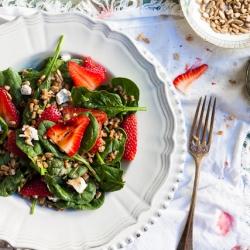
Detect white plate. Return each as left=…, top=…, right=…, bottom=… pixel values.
left=0, top=12, right=186, bottom=250
left=180, top=0, right=250, bottom=48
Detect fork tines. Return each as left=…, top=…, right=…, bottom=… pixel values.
left=190, top=96, right=216, bottom=146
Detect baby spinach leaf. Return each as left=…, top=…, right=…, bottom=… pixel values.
left=0, top=117, right=8, bottom=141
left=46, top=156, right=88, bottom=179
left=94, top=128, right=126, bottom=165
left=47, top=157, right=69, bottom=177
left=0, top=68, right=23, bottom=108
left=21, top=59, right=64, bottom=90
left=48, top=190, right=105, bottom=210
left=73, top=178, right=96, bottom=205
left=93, top=165, right=125, bottom=192
left=22, top=35, right=65, bottom=125
left=0, top=151, right=11, bottom=166
left=67, top=165, right=88, bottom=179
left=78, top=112, right=99, bottom=154
left=107, top=77, right=139, bottom=111
left=45, top=174, right=73, bottom=201
left=45, top=174, right=96, bottom=204
left=71, top=86, right=146, bottom=117
left=15, top=129, right=44, bottom=157
left=0, top=168, right=23, bottom=196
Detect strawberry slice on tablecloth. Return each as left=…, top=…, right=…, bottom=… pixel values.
left=0, top=87, right=20, bottom=128
left=62, top=107, right=107, bottom=123
left=46, top=116, right=90, bottom=156
left=173, top=64, right=208, bottom=95
left=35, top=105, right=62, bottom=129
left=68, top=57, right=106, bottom=91
left=20, top=176, right=52, bottom=197
left=120, top=114, right=137, bottom=161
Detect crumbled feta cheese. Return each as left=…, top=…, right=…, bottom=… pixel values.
left=20, top=84, right=32, bottom=95
left=56, top=88, right=71, bottom=105
left=19, top=125, right=39, bottom=146
left=67, top=177, right=87, bottom=194
left=48, top=196, right=60, bottom=202
left=60, top=53, right=71, bottom=62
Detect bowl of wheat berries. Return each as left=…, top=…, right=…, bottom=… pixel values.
left=180, top=0, right=250, bottom=48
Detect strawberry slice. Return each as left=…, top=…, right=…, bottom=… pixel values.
left=0, top=87, right=20, bottom=128
left=173, top=64, right=208, bottom=95
left=62, top=107, right=107, bottom=123
left=68, top=58, right=106, bottom=90
left=7, top=130, right=27, bottom=158
left=46, top=116, right=90, bottom=156
left=20, top=176, right=52, bottom=197
left=62, top=107, right=108, bottom=154
left=83, top=56, right=95, bottom=68
left=35, top=105, right=62, bottom=129
left=120, top=114, right=137, bottom=161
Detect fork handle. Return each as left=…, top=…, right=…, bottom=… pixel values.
left=177, top=158, right=202, bottom=250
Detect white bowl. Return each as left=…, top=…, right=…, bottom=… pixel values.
left=180, top=0, right=250, bottom=48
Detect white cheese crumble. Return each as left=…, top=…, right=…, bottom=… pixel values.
left=19, top=125, right=39, bottom=146
left=56, top=88, right=71, bottom=105
left=48, top=196, right=60, bottom=202
left=67, top=177, right=87, bottom=194
left=60, top=53, right=71, bottom=62
left=20, top=84, right=32, bottom=95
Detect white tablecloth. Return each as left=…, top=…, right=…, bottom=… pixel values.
left=0, top=4, right=250, bottom=250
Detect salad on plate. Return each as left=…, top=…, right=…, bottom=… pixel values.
left=0, top=35, right=146, bottom=214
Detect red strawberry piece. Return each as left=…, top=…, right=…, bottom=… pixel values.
left=46, top=116, right=90, bottom=156
left=83, top=56, right=95, bottom=68
left=120, top=114, right=137, bottom=161
left=0, top=87, right=20, bottom=128
left=68, top=59, right=106, bottom=91
left=35, top=105, right=62, bottom=129
left=7, top=130, right=27, bottom=158
left=173, top=64, right=208, bottom=95
left=20, top=176, right=52, bottom=197
left=62, top=107, right=107, bottom=123
left=89, top=122, right=104, bottom=154
left=89, top=136, right=103, bottom=154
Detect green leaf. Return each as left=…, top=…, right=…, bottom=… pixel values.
left=71, top=86, right=146, bottom=117
left=48, top=190, right=105, bottom=210
left=107, top=77, right=139, bottom=112
left=46, top=157, right=69, bottom=177
left=0, top=68, right=23, bottom=108
left=30, top=198, right=37, bottom=214
left=0, top=151, right=11, bottom=166
left=78, top=112, right=99, bottom=154
left=22, top=35, right=65, bottom=125
left=21, top=59, right=64, bottom=90
left=45, top=175, right=96, bottom=204
left=94, top=128, right=126, bottom=165
left=0, top=117, right=8, bottom=141
left=0, top=168, right=23, bottom=196
left=67, top=165, right=88, bottom=179
left=15, top=129, right=44, bottom=157
left=93, top=165, right=125, bottom=192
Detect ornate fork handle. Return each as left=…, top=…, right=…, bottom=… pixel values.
left=177, top=96, right=216, bottom=250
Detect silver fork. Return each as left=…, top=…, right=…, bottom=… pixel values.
left=177, top=96, right=216, bottom=250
